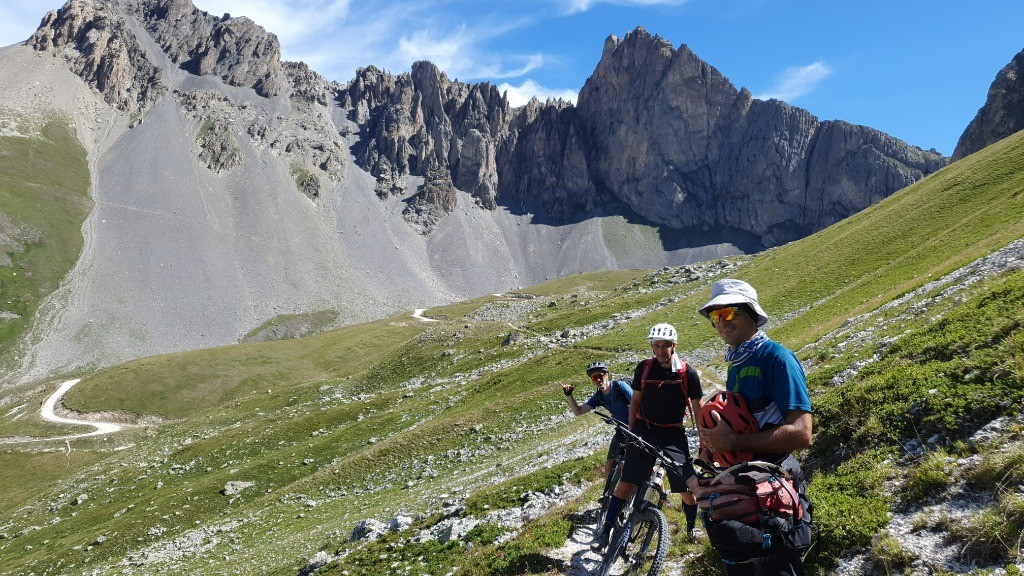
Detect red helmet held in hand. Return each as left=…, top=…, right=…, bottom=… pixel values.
left=699, top=391, right=759, bottom=467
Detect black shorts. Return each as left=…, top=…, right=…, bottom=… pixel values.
left=620, top=423, right=694, bottom=492
left=606, top=430, right=626, bottom=462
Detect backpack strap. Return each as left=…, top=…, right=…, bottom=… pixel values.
left=639, top=358, right=654, bottom=394
left=613, top=380, right=630, bottom=406
left=637, top=358, right=692, bottom=428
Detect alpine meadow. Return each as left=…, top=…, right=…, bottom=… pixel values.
left=0, top=129, right=1021, bottom=575
left=1, top=1, right=1023, bottom=576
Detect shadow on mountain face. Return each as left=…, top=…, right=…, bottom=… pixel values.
left=505, top=190, right=765, bottom=258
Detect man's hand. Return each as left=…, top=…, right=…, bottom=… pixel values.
left=698, top=409, right=736, bottom=453
left=561, top=382, right=575, bottom=396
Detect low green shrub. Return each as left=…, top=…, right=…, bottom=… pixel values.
left=869, top=531, right=917, bottom=575
left=483, top=517, right=569, bottom=575
left=464, top=455, right=597, bottom=517
left=810, top=270, right=1024, bottom=468
left=804, top=451, right=893, bottom=574
left=900, top=449, right=955, bottom=506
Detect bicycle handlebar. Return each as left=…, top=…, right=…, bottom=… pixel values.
left=592, top=409, right=692, bottom=479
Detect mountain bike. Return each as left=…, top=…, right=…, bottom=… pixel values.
left=593, top=411, right=685, bottom=576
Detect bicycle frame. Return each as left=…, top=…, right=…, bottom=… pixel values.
left=593, top=410, right=688, bottom=576
left=591, top=409, right=690, bottom=485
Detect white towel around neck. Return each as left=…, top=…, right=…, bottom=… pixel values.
left=670, top=352, right=684, bottom=372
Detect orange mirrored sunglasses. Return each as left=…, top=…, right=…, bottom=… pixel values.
left=709, top=306, right=740, bottom=326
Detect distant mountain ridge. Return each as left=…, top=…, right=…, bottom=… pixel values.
left=954, top=47, right=1024, bottom=160
left=0, top=0, right=959, bottom=382
left=26, top=1, right=946, bottom=245
left=344, top=29, right=948, bottom=245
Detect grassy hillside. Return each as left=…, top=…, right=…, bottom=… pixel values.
left=1, top=131, right=1023, bottom=575
left=0, top=113, right=91, bottom=369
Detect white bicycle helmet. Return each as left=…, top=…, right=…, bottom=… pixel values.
left=647, top=323, right=678, bottom=343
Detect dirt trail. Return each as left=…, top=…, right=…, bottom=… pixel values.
left=0, top=379, right=122, bottom=444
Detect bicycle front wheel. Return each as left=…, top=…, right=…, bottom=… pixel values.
left=595, top=458, right=625, bottom=528
left=624, top=507, right=669, bottom=576
left=599, top=506, right=668, bottom=576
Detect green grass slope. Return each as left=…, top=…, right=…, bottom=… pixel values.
left=1, top=132, right=1023, bottom=575
left=0, top=113, right=91, bottom=370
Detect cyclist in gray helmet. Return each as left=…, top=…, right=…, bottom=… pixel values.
left=562, top=361, right=633, bottom=484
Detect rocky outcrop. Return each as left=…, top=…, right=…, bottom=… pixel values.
left=403, top=168, right=458, bottom=234
left=127, top=0, right=285, bottom=97
left=284, top=61, right=338, bottom=107
left=342, top=62, right=512, bottom=209
left=28, top=0, right=166, bottom=114
left=953, top=48, right=1024, bottom=161
left=344, top=28, right=947, bottom=246
left=177, top=90, right=242, bottom=172
left=29, top=0, right=285, bottom=110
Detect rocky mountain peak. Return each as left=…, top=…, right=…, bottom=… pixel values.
left=572, top=26, right=946, bottom=244
left=28, top=0, right=166, bottom=114
left=27, top=0, right=285, bottom=115
left=127, top=0, right=285, bottom=97
left=336, top=24, right=947, bottom=246
left=953, top=47, right=1024, bottom=161
left=342, top=60, right=513, bottom=215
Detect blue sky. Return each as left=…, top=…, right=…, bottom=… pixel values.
left=2, top=0, right=1023, bottom=156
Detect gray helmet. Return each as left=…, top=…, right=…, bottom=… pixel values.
left=586, top=361, right=608, bottom=375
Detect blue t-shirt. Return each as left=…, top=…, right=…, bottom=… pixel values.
left=727, top=339, right=812, bottom=432
left=585, top=380, right=633, bottom=425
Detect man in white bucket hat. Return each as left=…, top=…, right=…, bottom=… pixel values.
left=695, top=279, right=814, bottom=576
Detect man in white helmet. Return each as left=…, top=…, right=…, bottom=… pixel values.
left=591, top=322, right=704, bottom=551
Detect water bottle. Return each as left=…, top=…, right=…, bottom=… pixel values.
left=644, top=466, right=666, bottom=504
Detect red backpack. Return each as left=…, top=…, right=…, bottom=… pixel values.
left=696, top=461, right=803, bottom=526
left=696, top=460, right=811, bottom=561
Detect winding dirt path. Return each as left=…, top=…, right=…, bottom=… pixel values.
left=0, top=379, right=122, bottom=444
left=412, top=308, right=438, bottom=322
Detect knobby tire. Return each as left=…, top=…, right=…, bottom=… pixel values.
left=625, top=507, right=668, bottom=576
left=599, top=506, right=669, bottom=576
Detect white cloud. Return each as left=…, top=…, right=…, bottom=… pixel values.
left=754, top=61, right=833, bottom=102
left=560, top=0, right=688, bottom=15
left=384, top=15, right=545, bottom=81
left=191, top=0, right=351, bottom=46
left=498, top=79, right=578, bottom=107
left=395, top=26, right=469, bottom=72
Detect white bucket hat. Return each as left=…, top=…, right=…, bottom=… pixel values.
left=698, top=278, right=769, bottom=327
